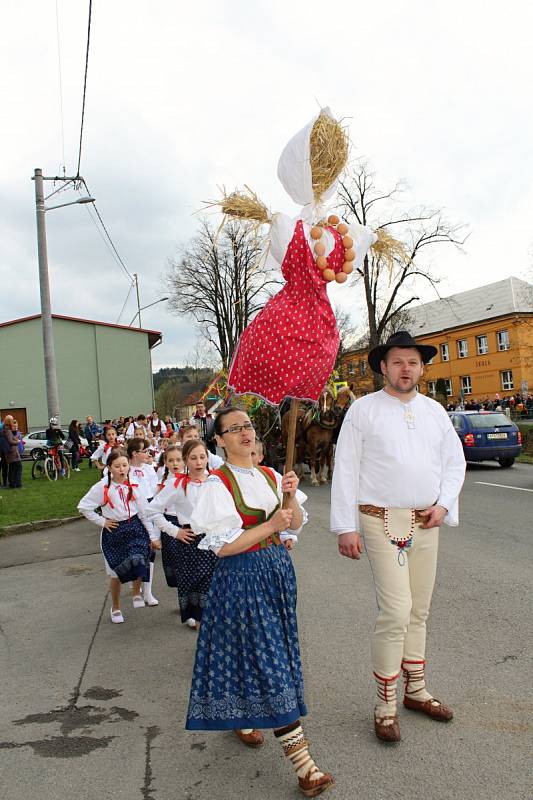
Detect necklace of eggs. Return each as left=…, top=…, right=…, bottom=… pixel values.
left=310, top=215, right=355, bottom=284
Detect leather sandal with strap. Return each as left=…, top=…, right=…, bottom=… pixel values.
left=234, top=729, right=264, bottom=748
left=374, top=713, right=401, bottom=742
left=298, top=767, right=336, bottom=798
left=403, top=696, right=453, bottom=721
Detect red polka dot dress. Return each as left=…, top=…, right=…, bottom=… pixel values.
left=228, top=220, right=344, bottom=405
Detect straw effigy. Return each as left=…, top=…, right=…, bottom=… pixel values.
left=309, top=112, right=350, bottom=202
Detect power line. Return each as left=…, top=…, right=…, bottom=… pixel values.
left=116, top=281, right=135, bottom=323
left=76, top=0, right=92, bottom=177
left=55, top=0, right=66, bottom=174
left=78, top=181, right=135, bottom=283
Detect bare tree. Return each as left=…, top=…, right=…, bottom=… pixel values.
left=167, top=220, right=279, bottom=369
left=339, top=162, right=467, bottom=388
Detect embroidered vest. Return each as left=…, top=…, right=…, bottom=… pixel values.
left=211, top=464, right=282, bottom=550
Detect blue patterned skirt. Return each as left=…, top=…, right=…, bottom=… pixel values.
left=161, top=516, right=218, bottom=623
left=101, top=515, right=151, bottom=583
left=186, top=544, right=307, bottom=730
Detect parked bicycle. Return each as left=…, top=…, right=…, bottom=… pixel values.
left=31, top=445, right=71, bottom=481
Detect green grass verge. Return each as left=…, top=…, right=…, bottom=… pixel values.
left=517, top=453, right=533, bottom=464
left=0, top=461, right=99, bottom=531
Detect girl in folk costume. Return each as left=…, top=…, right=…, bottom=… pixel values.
left=147, top=440, right=217, bottom=630
left=185, top=408, right=334, bottom=798
left=127, top=438, right=159, bottom=606
left=77, top=449, right=160, bottom=623
left=156, top=443, right=183, bottom=483
left=179, top=423, right=224, bottom=470
left=91, top=426, right=119, bottom=472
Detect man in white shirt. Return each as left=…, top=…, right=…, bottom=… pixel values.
left=331, top=331, right=465, bottom=743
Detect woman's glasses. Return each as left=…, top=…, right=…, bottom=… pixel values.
left=219, top=423, right=254, bottom=435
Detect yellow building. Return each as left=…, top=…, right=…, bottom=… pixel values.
left=340, top=277, right=533, bottom=402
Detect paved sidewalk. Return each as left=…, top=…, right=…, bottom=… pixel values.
left=1, top=474, right=532, bottom=800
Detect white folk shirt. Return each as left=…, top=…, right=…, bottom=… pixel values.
left=90, top=441, right=116, bottom=465
left=129, top=465, right=158, bottom=500
left=147, top=477, right=206, bottom=537
left=77, top=478, right=158, bottom=540
left=330, top=390, right=466, bottom=535
left=189, top=464, right=307, bottom=555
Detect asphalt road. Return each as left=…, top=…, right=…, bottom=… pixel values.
left=1, top=462, right=532, bottom=800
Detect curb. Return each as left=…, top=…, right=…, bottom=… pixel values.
left=0, top=515, right=85, bottom=538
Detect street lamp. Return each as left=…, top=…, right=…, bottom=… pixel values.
left=128, top=293, right=169, bottom=327
left=33, top=167, right=95, bottom=427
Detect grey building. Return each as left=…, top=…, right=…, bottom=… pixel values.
left=0, top=314, right=162, bottom=431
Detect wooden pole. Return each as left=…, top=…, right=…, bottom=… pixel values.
left=282, top=397, right=299, bottom=508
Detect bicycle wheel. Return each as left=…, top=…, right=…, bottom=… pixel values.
left=44, top=456, right=58, bottom=481
left=32, top=459, right=46, bottom=480
left=60, top=454, right=71, bottom=479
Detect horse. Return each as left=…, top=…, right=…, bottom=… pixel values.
left=281, top=389, right=339, bottom=486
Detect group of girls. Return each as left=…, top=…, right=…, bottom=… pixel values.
left=78, top=407, right=334, bottom=798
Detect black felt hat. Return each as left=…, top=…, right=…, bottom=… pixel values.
left=368, top=331, right=438, bottom=375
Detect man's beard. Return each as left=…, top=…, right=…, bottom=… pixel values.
left=387, top=376, right=418, bottom=394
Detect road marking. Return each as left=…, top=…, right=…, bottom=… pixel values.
left=475, top=481, right=533, bottom=493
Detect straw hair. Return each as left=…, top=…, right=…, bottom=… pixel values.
left=309, top=113, right=349, bottom=202
left=204, top=185, right=270, bottom=224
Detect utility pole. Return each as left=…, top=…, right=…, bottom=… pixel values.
left=134, top=273, right=142, bottom=327
left=34, top=168, right=61, bottom=426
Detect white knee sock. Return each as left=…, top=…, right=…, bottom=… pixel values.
left=143, top=562, right=157, bottom=601
left=402, top=659, right=433, bottom=702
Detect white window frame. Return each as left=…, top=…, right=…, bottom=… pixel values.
left=348, top=362, right=355, bottom=377
left=501, top=370, right=514, bottom=390
left=476, top=334, right=488, bottom=355
left=497, top=330, right=510, bottom=351
left=444, top=379, right=452, bottom=396
left=427, top=381, right=436, bottom=397
left=440, top=343, right=449, bottom=362
left=360, top=360, right=367, bottom=376
left=457, top=339, right=468, bottom=359
left=461, top=376, right=472, bottom=395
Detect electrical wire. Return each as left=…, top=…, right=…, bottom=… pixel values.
left=77, top=183, right=135, bottom=283
left=76, top=0, right=92, bottom=177
left=55, top=0, right=66, bottom=174
left=116, top=281, right=135, bottom=323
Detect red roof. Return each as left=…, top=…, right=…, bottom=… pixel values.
left=0, top=313, right=162, bottom=349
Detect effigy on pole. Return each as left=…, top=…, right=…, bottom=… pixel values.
left=210, top=108, right=378, bottom=504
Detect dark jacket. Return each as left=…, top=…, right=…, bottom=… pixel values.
left=69, top=425, right=82, bottom=449
left=1, top=428, right=21, bottom=464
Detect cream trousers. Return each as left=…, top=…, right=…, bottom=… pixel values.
left=360, top=512, right=439, bottom=678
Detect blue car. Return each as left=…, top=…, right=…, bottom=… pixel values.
left=449, top=411, right=522, bottom=468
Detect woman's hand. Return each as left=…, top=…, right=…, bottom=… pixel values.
left=268, top=508, right=294, bottom=534
left=103, top=519, right=119, bottom=531
left=281, top=470, right=299, bottom=498
left=176, top=527, right=196, bottom=543
left=150, top=539, right=162, bottom=550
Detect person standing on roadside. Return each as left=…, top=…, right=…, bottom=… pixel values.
left=84, top=416, right=100, bottom=466
left=190, top=401, right=216, bottom=455
left=68, top=419, right=82, bottom=471
left=331, top=331, right=466, bottom=743
left=1, top=416, right=22, bottom=489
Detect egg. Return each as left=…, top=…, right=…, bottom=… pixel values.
left=342, top=262, right=354, bottom=274
left=316, top=256, right=328, bottom=269
left=314, top=242, right=326, bottom=256
left=344, top=248, right=355, bottom=261
left=335, top=272, right=348, bottom=283
left=323, top=268, right=336, bottom=282
left=310, top=226, right=322, bottom=240
left=337, top=223, right=349, bottom=236
left=342, top=235, right=353, bottom=249
left=327, top=214, right=340, bottom=225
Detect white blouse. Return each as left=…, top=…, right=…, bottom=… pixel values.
left=147, top=478, right=207, bottom=537
left=90, top=442, right=115, bottom=465
left=77, top=478, right=157, bottom=540
left=189, top=464, right=307, bottom=555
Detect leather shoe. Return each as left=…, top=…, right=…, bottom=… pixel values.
left=234, top=729, right=264, bottom=747
left=403, top=696, right=453, bottom=721
left=374, top=713, right=401, bottom=742
left=298, top=771, right=335, bottom=797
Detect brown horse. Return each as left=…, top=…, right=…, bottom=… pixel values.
left=281, top=389, right=339, bottom=486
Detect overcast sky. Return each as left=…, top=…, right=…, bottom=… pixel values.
left=2, top=1, right=533, bottom=369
